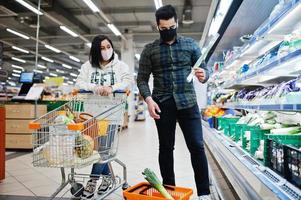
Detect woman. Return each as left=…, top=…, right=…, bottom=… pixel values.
left=76, top=35, right=132, bottom=199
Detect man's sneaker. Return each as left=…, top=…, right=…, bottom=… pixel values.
left=198, top=194, right=211, bottom=200
left=97, top=176, right=113, bottom=195
left=81, top=179, right=97, bottom=199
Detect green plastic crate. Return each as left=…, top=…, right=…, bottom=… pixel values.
left=46, top=101, right=68, bottom=111
left=266, top=134, right=301, bottom=148
left=223, top=118, right=239, bottom=136
left=241, top=125, right=255, bottom=152
left=217, top=117, right=226, bottom=130
left=249, top=126, right=270, bottom=156
left=234, top=124, right=247, bottom=142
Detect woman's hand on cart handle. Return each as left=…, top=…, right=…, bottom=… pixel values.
left=100, top=86, right=112, bottom=96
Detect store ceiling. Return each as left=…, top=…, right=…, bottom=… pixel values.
left=0, top=0, right=212, bottom=84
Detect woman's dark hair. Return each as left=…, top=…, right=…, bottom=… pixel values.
left=89, top=35, right=114, bottom=68
left=155, top=5, right=177, bottom=25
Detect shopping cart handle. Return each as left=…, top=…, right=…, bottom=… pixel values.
left=79, top=89, right=93, bottom=94
left=78, top=89, right=128, bottom=94
left=114, top=90, right=126, bottom=94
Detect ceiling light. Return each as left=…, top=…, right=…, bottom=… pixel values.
left=154, top=0, right=163, bottom=9
left=86, top=43, right=92, bottom=48
left=82, top=0, right=100, bottom=13
left=37, top=64, right=47, bottom=69
left=45, top=44, right=61, bottom=53
left=70, top=73, right=78, bottom=77
left=69, top=55, right=81, bottom=62
left=11, top=57, right=26, bottom=63
left=67, top=81, right=74, bottom=85
left=41, top=56, right=54, bottom=63
left=50, top=73, right=58, bottom=77
left=15, top=0, right=43, bottom=15
left=8, top=77, right=12, bottom=80
left=62, top=83, right=68, bottom=86
left=63, top=76, right=69, bottom=80
left=60, top=26, right=79, bottom=37
left=12, top=46, right=29, bottom=54
left=208, top=0, right=233, bottom=36
left=11, top=64, right=24, bottom=70
left=107, top=24, right=121, bottom=36
left=13, top=70, right=22, bottom=74
left=77, top=69, right=81, bottom=72
left=73, top=79, right=77, bottom=82
left=33, top=69, right=43, bottom=74
left=12, top=73, right=21, bottom=77
left=56, top=69, right=65, bottom=73
left=62, top=64, right=72, bottom=69
left=6, top=28, right=30, bottom=39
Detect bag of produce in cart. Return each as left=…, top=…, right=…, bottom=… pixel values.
left=44, top=125, right=76, bottom=166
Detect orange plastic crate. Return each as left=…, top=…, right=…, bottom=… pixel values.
left=123, top=182, right=193, bottom=200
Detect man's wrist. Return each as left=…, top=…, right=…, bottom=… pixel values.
left=145, top=96, right=152, bottom=104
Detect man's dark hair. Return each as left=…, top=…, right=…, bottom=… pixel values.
left=155, top=5, right=177, bottom=25
left=89, top=35, right=114, bottom=68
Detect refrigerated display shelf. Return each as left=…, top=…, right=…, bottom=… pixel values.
left=222, top=104, right=301, bottom=111
left=203, top=122, right=301, bottom=200
left=223, top=0, right=301, bottom=70
left=224, top=48, right=301, bottom=89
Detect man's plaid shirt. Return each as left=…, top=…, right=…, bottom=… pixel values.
left=137, top=35, right=209, bottom=110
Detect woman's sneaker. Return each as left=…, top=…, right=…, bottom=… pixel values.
left=81, top=179, right=97, bottom=199
left=97, top=176, right=113, bottom=195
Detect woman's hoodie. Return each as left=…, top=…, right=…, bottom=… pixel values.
left=76, top=53, right=132, bottom=92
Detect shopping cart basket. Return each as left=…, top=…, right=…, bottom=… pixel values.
left=29, top=92, right=129, bottom=199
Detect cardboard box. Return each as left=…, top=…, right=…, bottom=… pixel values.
left=5, top=134, right=32, bottom=149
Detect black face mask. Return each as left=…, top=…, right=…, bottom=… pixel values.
left=159, top=28, right=177, bottom=42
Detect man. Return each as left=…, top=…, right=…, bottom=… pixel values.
left=137, top=4, right=210, bottom=200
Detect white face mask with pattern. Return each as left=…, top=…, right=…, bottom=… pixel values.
left=101, top=48, right=113, bottom=61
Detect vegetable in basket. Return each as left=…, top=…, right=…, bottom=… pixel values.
left=142, top=168, right=174, bottom=200
left=270, top=126, right=301, bottom=135
left=75, top=134, right=94, bottom=159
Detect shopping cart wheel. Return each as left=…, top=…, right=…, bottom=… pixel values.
left=122, top=182, right=130, bottom=190
left=70, top=182, right=84, bottom=197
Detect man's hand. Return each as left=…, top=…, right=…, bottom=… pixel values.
left=195, top=68, right=206, bottom=82
left=145, top=97, right=161, bottom=119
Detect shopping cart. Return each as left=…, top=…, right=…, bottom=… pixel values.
left=29, top=91, right=129, bottom=199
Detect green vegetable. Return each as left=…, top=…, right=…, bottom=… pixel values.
left=260, top=123, right=275, bottom=130
left=288, top=127, right=301, bottom=134
left=265, top=119, right=276, bottom=124
left=142, top=168, right=174, bottom=200
left=271, top=127, right=301, bottom=135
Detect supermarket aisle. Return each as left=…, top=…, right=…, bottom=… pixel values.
left=0, top=117, right=205, bottom=199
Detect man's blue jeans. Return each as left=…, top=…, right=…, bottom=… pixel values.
left=154, top=97, right=210, bottom=196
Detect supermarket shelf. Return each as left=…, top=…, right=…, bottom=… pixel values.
left=222, top=104, right=301, bottom=111
left=224, top=48, right=301, bottom=89
left=203, top=122, right=301, bottom=200
left=224, top=0, right=301, bottom=69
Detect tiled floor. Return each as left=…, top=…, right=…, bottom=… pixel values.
left=0, top=117, right=209, bottom=199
